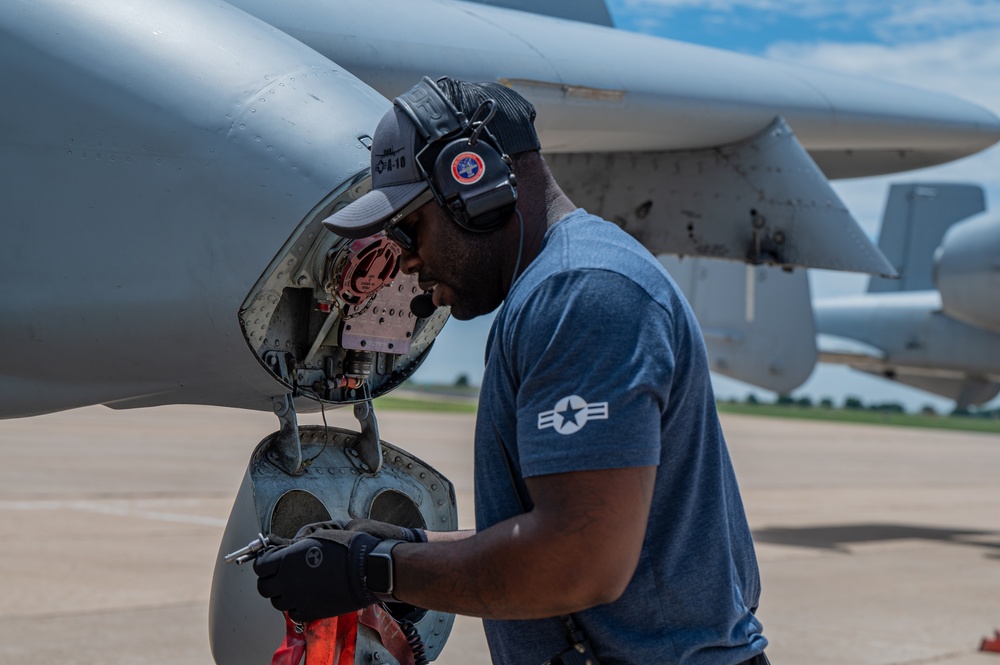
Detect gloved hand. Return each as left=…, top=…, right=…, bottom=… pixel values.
left=345, top=518, right=427, bottom=543
left=254, top=526, right=381, bottom=622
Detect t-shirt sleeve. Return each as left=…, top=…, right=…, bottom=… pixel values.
left=507, top=269, right=675, bottom=478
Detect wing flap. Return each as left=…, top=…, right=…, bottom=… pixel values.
left=549, top=117, right=897, bottom=276
left=662, top=257, right=816, bottom=394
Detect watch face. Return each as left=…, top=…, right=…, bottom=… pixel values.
left=366, top=553, right=392, bottom=594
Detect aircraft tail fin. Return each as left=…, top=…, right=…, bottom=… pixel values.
left=461, top=0, right=614, bottom=26
left=868, top=183, right=985, bottom=293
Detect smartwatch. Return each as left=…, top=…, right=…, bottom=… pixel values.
left=365, top=539, right=404, bottom=602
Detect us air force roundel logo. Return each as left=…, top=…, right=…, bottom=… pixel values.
left=537, top=395, right=609, bottom=435
left=451, top=151, right=485, bottom=185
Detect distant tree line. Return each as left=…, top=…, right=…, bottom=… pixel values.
left=732, top=393, right=1000, bottom=419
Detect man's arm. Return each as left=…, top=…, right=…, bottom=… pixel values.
left=424, top=529, right=476, bottom=543
left=392, top=464, right=656, bottom=619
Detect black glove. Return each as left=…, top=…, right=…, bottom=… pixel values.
left=345, top=518, right=427, bottom=543
left=291, top=520, right=347, bottom=539
left=254, top=527, right=380, bottom=622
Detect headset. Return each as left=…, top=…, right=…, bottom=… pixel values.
left=393, top=77, right=518, bottom=234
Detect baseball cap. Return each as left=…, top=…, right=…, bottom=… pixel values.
left=322, top=77, right=540, bottom=239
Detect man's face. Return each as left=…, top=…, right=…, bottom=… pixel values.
left=394, top=202, right=508, bottom=321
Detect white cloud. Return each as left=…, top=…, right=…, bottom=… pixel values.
left=764, top=28, right=1000, bottom=110
left=764, top=28, right=1000, bottom=246
left=877, top=0, right=1000, bottom=38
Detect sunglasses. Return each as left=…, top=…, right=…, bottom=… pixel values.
left=384, top=189, right=435, bottom=253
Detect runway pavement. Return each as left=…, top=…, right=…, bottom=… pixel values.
left=0, top=404, right=997, bottom=665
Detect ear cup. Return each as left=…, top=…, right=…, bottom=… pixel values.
left=395, top=78, right=519, bottom=233
left=430, top=137, right=517, bottom=233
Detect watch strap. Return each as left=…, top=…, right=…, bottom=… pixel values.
left=365, top=538, right=405, bottom=602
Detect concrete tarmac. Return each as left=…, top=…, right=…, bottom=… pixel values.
left=0, top=405, right=997, bottom=664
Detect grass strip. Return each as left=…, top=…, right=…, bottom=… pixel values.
left=373, top=395, right=478, bottom=414
left=717, top=402, right=1000, bottom=434
left=372, top=388, right=999, bottom=435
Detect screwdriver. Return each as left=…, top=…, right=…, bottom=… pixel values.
left=224, top=533, right=273, bottom=565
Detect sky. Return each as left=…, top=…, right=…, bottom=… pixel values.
left=412, top=0, right=1000, bottom=412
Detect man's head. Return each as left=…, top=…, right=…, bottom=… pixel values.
left=323, top=77, right=541, bottom=319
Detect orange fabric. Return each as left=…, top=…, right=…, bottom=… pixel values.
left=270, top=607, right=417, bottom=665
left=270, top=614, right=306, bottom=665
left=303, top=613, right=358, bottom=665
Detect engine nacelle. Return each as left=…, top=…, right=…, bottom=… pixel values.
left=934, top=214, right=1000, bottom=333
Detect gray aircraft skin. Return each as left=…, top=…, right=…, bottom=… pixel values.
left=659, top=255, right=819, bottom=395
left=3, top=1, right=1000, bottom=663
left=814, top=184, right=1000, bottom=408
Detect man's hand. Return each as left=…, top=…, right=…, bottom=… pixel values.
left=253, top=527, right=380, bottom=622
left=345, top=518, right=427, bottom=543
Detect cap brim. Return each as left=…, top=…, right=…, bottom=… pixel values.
left=322, top=181, right=429, bottom=239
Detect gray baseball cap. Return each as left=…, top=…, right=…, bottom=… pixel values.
left=323, top=77, right=540, bottom=239
left=321, top=107, right=429, bottom=239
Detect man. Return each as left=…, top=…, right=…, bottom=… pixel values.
left=253, top=76, right=768, bottom=665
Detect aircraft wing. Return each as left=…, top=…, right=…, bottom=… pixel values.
left=230, top=0, right=1000, bottom=175
left=815, top=291, right=1000, bottom=407
left=227, top=0, right=1000, bottom=276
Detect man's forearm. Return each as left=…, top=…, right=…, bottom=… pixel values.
left=390, top=466, right=654, bottom=619
left=392, top=516, right=582, bottom=619
left=424, top=528, right=476, bottom=543
left=390, top=512, right=625, bottom=619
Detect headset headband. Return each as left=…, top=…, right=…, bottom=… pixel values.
left=394, top=77, right=466, bottom=145
left=391, top=77, right=518, bottom=234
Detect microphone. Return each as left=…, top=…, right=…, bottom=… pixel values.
left=410, top=292, right=438, bottom=318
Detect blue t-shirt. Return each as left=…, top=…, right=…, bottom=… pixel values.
left=473, top=210, right=767, bottom=665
